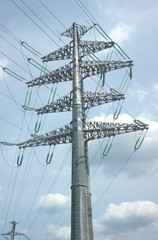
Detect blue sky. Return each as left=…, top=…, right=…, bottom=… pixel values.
left=0, top=0, right=158, bottom=240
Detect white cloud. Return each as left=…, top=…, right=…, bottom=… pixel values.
left=151, top=102, right=158, bottom=111
left=89, top=113, right=158, bottom=178
left=89, top=113, right=134, bottom=123
left=129, top=89, right=148, bottom=102
left=52, top=165, right=70, bottom=177
left=136, top=90, right=148, bottom=102
left=94, top=201, right=158, bottom=239
left=153, top=83, right=158, bottom=94
left=41, top=224, right=70, bottom=240
left=37, top=193, right=70, bottom=214
left=19, top=228, right=29, bottom=235
left=109, top=22, right=134, bottom=45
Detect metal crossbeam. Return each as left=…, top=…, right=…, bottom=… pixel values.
left=81, top=41, right=114, bottom=56
left=42, top=41, right=73, bottom=62
left=27, top=63, right=73, bottom=87
left=17, top=121, right=148, bottom=149
left=80, top=60, right=133, bottom=79
left=36, top=91, right=124, bottom=114
left=36, top=93, right=72, bottom=114
left=27, top=60, right=132, bottom=87
left=84, top=121, right=149, bottom=141
left=83, top=91, right=124, bottom=109
left=18, top=124, right=72, bottom=148
left=61, top=23, right=91, bottom=38
left=42, top=41, right=114, bottom=62
left=1, top=22, right=147, bottom=240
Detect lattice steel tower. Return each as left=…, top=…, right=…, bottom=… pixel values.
left=17, top=23, right=148, bottom=240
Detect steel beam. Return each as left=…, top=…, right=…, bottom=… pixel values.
left=84, top=121, right=148, bottom=141
left=17, top=121, right=148, bottom=148
left=35, top=91, right=124, bottom=114
left=17, top=124, right=72, bottom=148
left=42, top=40, right=114, bottom=62
left=61, top=23, right=91, bottom=38
left=27, top=60, right=132, bottom=87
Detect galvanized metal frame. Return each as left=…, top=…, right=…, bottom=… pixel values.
left=35, top=91, right=124, bottom=114
left=17, top=23, right=148, bottom=240
left=26, top=60, right=132, bottom=87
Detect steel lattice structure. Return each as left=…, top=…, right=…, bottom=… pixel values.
left=27, top=60, right=132, bottom=87
left=17, top=23, right=148, bottom=240
left=35, top=91, right=124, bottom=114
left=41, top=41, right=114, bottom=62
left=18, top=121, right=148, bottom=148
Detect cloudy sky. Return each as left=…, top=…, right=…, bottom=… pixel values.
left=0, top=0, right=158, bottom=240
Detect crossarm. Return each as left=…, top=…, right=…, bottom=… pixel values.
left=36, top=93, right=73, bottom=114
left=84, top=121, right=148, bottom=141
left=17, top=121, right=148, bottom=148
left=42, top=41, right=73, bottom=62
left=27, top=63, right=73, bottom=87
left=83, top=91, right=124, bottom=109
left=35, top=91, right=124, bottom=114
left=27, top=60, right=131, bottom=87
left=17, top=124, right=72, bottom=148
left=80, top=60, right=133, bottom=79
left=42, top=41, right=114, bottom=62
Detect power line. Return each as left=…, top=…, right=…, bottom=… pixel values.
left=10, top=0, right=60, bottom=47
left=2, top=104, right=30, bottom=229
left=0, top=1, right=148, bottom=238
left=94, top=150, right=135, bottom=208
left=67, top=0, right=91, bottom=26
left=0, top=50, right=31, bottom=77
left=0, top=90, right=22, bottom=110
left=76, top=0, right=96, bottom=24
left=1, top=68, right=23, bottom=111
left=0, top=144, right=17, bottom=169
left=46, top=207, right=70, bottom=240
left=19, top=0, right=65, bottom=45
left=0, top=116, right=29, bottom=134
left=38, top=0, right=67, bottom=30
left=75, top=0, right=94, bottom=24
left=22, top=165, right=48, bottom=230
left=0, top=160, right=15, bottom=231
left=12, top=150, right=35, bottom=219
left=14, top=22, right=149, bottom=240
left=0, top=23, right=20, bottom=42
left=0, top=30, right=67, bottom=101
left=29, top=146, right=71, bottom=234
left=1, top=167, right=20, bottom=234
left=0, top=23, right=44, bottom=60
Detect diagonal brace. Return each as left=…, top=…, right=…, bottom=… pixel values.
left=17, top=124, right=72, bottom=148
left=84, top=121, right=149, bottom=141
left=42, top=41, right=114, bottom=62
left=27, top=60, right=132, bottom=87
left=17, top=120, right=148, bottom=149
left=35, top=91, right=124, bottom=114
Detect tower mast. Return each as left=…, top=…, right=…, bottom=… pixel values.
left=13, top=22, right=149, bottom=240
left=71, top=22, right=91, bottom=240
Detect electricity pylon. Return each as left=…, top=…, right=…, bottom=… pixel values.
left=17, top=23, right=148, bottom=240
left=1, top=221, right=28, bottom=240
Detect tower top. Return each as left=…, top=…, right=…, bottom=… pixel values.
left=10, top=221, right=18, bottom=224
left=61, top=22, right=91, bottom=38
